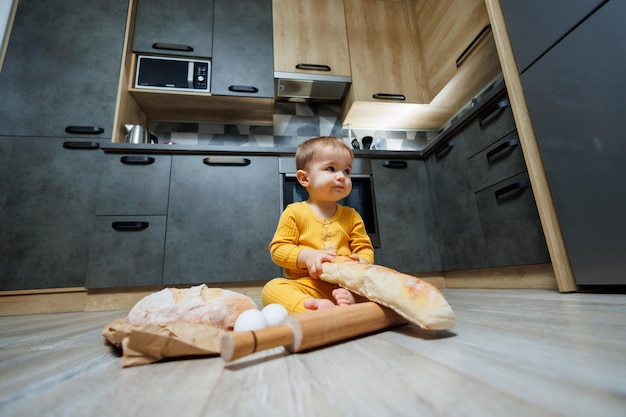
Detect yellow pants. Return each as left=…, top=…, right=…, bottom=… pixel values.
left=262, top=277, right=341, bottom=314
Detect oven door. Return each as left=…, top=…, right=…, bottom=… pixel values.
left=281, top=174, right=380, bottom=248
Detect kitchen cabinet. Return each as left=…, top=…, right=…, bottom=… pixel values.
left=519, top=0, right=626, bottom=285
left=499, top=0, right=605, bottom=73
left=341, top=0, right=501, bottom=130
left=0, top=138, right=106, bottom=290
left=0, top=0, right=127, bottom=138
left=272, top=0, right=351, bottom=77
left=86, top=154, right=172, bottom=288
left=132, top=0, right=214, bottom=58
left=372, top=159, right=436, bottom=273
left=211, top=0, right=273, bottom=98
left=427, top=133, right=489, bottom=271
left=163, top=155, right=281, bottom=285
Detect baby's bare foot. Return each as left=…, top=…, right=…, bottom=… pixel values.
left=303, top=298, right=336, bottom=310
left=332, top=288, right=356, bottom=306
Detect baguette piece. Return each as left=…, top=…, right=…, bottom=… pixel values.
left=320, top=261, right=454, bottom=330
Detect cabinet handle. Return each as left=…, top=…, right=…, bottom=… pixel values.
left=111, top=221, right=149, bottom=232
left=203, top=157, right=251, bottom=166
left=435, top=141, right=455, bottom=160
left=372, top=93, right=406, bottom=101
left=382, top=160, right=408, bottom=169
left=486, top=137, right=520, bottom=162
left=295, top=63, right=331, bottom=72
left=120, top=156, right=155, bottom=165
left=456, top=23, right=492, bottom=68
left=65, top=126, right=105, bottom=135
left=228, top=85, right=259, bottom=94
left=62, top=141, right=100, bottom=150
left=152, top=42, right=193, bottom=52
left=494, top=180, right=530, bottom=200
left=479, top=98, right=510, bottom=127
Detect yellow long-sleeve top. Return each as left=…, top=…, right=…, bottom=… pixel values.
left=269, top=201, right=374, bottom=278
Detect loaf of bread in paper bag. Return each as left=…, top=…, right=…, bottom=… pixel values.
left=127, top=284, right=257, bottom=330
left=320, top=260, right=454, bottom=330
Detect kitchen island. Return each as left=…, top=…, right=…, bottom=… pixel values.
left=1, top=289, right=624, bottom=417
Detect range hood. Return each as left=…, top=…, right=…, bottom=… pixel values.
left=274, top=71, right=352, bottom=102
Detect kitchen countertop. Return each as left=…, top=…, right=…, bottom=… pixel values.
left=101, top=79, right=506, bottom=160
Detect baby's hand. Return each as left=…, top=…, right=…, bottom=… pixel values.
left=298, top=249, right=336, bottom=279
left=349, top=254, right=369, bottom=264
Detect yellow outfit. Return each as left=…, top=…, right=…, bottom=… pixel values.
left=262, top=201, right=374, bottom=313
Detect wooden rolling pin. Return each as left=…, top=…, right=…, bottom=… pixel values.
left=220, top=302, right=408, bottom=362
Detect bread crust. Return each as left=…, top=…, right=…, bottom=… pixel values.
left=127, top=284, right=258, bottom=330
left=320, top=261, right=454, bottom=330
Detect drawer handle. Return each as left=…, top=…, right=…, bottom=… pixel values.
left=203, top=157, right=251, bottom=167
left=456, top=23, right=492, bottom=68
left=486, top=137, right=520, bottom=162
left=228, top=85, right=259, bottom=94
left=120, top=156, right=155, bottom=165
left=152, top=42, right=193, bottom=52
left=372, top=93, right=406, bottom=101
left=65, top=126, right=105, bottom=135
left=382, top=160, right=408, bottom=169
left=495, top=180, right=530, bottom=200
left=479, top=98, right=511, bottom=127
left=295, top=63, right=331, bottom=72
left=112, top=221, right=149, bottom=232
left=435, top=141, right=455, bottom=160
left=62, top=141, right=100, bottom=150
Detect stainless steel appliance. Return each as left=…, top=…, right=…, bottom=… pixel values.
left=279, top=156, right=380, bottom=248
left=135, top=55, right=210, bottom=93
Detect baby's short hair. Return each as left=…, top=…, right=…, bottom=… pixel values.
left=295, top=136, right=354, bottom=170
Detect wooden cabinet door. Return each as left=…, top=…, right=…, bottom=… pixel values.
left=0, top=138, right=105, bottom=290
left=344, top=0, right=423, bottom=103
left=163, top=155, right=281, bottom=284
left=372, top=159, right=436, bottom=273
left=273, top=0, right=351, bottom=77
left=132, top=0, right=214, bottom=58
left=211, top=0, right=274, bottom=98
left=0, top=0, right=127, bottom=138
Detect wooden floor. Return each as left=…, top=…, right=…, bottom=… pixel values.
left=0, top=289, right=624, bottom=417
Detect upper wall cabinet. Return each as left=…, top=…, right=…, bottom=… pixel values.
left=273, top=0, right=351, bottom=77
left=132, top=0, right=214, bottom=58
left=211, top=0, right=274, bottom=98
left=0, top=0, right=128, bottom=138
left=341, top=0, right=501, bottom=130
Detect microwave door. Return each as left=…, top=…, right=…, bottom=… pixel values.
left=187, top=61, right=194, bottom=89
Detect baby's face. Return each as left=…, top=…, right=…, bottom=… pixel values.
left=304, top=147, right=353, bottom=203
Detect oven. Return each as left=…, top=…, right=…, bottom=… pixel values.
left=279, top=156, right=380, bottom=248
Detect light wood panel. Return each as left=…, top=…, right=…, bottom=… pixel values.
left=1, top=290, right=624, bottom=416
left=484, top=0, right=577, bottom=292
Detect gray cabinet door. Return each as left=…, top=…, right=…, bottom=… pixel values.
left=163, top=155, right=281, bottom=284
left=132, top=0, right=214, bottom=58
left=428, top=134, right=488, bottom=271
left=211, top=0, right=274, bottom=98
left=0, top=0, right=127, bottom=137
left=500, top=0, right=605, bottom=73
left=521, top=0, right=626, bottom=285
left=96, top=154, right=172, bottom=215
left=0, top=138, right=105, bottom=290
left=86, top=216, right=166, bottom=288
left=475, top=173, right=550, bottom=267
left=372, top=159, right=435, bottom=273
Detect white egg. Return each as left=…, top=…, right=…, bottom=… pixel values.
left=233, top=309, right=268, bottom=331
left=262, top=303, right=288, bottom=326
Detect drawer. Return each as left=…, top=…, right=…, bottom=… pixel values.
left=96, top=154, right=172, bottom=215
left=468, top=131, right=527, bottom=192
left=86, top=215, right=166, bottom=288
left=475, top=172, right=550, bottom=267
left=463, top=95, right=516, bottom=158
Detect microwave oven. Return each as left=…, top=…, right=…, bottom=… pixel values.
left=135, top=55, right=211, bottom=93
